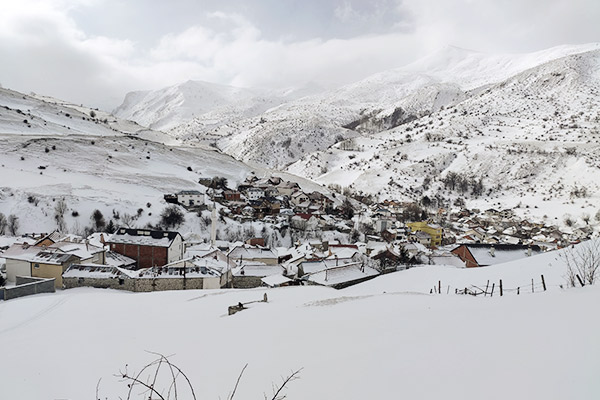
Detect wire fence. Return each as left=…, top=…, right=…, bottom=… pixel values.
left=430, top=275, right=552, bottom=297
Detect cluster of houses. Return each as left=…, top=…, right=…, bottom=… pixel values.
left=1, top=174, right=593, bottom=298
left=166, top=174, right=344, bottom=226
left=164, top=173, right=591, bottom=254
left=1, top=221, right=552, bottom=297
left=366, top=200, right=592, bottom=250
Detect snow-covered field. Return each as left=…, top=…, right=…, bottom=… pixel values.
left=1, top=243, right=598, bottom=400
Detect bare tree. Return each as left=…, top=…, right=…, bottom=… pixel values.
left=265, top=368, right=303, bottom=400
left=8, top=214, right=19, bottom=236
left=54, top=198, right=67, bottom=232
left=160, top=205, right=185, bottom=230
left=561, top=239, right=600, bottom=287
left=0, top=212, right=6, bottom=234
left=121, top=213, right=134, bottom=228
left=91, top=209, right=106, bottom=232
left=108, top=352, right=197, bottom=400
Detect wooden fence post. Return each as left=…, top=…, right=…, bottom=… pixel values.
left=576, top=274, right=585, bottom=287
left=541, top=275, right=546, bottom=291
left=490, top=283, right=495, bottom=297
left=438, top=280, right=441, bottom=295
left=531, top=278, right=534, bottom=293
left=517, top=287, right=520, bottom=295
left=499, top=279, right=503, bottom=296
left=485, top=280, right=489, bottom=297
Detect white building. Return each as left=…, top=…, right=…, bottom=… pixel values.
left=246, top=187, right=265, bottom=201
left=177, top=190, right=204, bottom=207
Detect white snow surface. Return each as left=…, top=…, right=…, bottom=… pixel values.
left=1, top=241, right=599, bottom=400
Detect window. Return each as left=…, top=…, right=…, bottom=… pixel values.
left=34, top=263, right=40, bottom=269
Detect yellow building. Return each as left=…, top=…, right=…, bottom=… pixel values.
left=30, top=252, right=79, bottom=289
left=406, top=222, right=443, bottom=247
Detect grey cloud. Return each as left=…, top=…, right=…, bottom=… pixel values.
left=0, top=0, right=598, bottom=110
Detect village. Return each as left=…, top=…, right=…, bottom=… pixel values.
left=0, top=173, right=595, bottom=300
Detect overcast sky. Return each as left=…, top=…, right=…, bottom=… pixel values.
left=1, top=0, right=598, bottom=110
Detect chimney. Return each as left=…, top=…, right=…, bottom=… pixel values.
left=490, top=245, right=495, bottom=257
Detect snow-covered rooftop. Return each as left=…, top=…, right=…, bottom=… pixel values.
left=50, top=241, right=104, bottom=260
left=108, top=228, right=181, bottom=247
left=232, top=263, right=284, bottom=277
left=261, top=274, right=293, bottom=287
left=63, top=264, right=138, bottom=279
left=305, top=263, right=379, bottom=287
left=299, top=257, right=357, bottom=275
left=462, top=244, right=542, bottom=266
left=228, top=245, right=278, bottom=261
left=105, top=251, right=136, bottom=268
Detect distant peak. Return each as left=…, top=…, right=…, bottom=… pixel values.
left=438, top=44, right=481, bottom=54
left=427, top=44, right=484, bottom=59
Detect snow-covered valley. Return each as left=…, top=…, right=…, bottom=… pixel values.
left=2, top=3, right=600, bottom=400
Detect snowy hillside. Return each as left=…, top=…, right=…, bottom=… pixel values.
left=0, top=132, right=331, bottom=237
left=0, top=134, right=241, bottom=233
left=286, top=48, right=600, bottom=229
left=0, top=87, right=178, bottom=144
left=1, top=241, right=599, bottom=399
left=0, top=86, right=336, bottom=236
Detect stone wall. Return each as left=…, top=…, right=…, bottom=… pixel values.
left=134, top=277, right=206, bottom=292
left=232, top=276, right=264, bottom=289
left=63, top=276, right=136, bottom=291
left=1, top=276, right=55, bottom=300
left=63, top=276, right=216, bottom=292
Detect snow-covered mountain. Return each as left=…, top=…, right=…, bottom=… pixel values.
left=113, top=80, right=325, bottom=133
left=140, top=43, right=600, bottom=169
left=286, top=47, right=600, bottom=226
left=103, top=43, right=600, bottom=228
left=3, top=43, right=600, bottom=232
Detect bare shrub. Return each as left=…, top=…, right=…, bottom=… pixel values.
left=561, top=240, right=600, bottom=287
left=99, top=352, right=302, bottom=400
